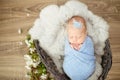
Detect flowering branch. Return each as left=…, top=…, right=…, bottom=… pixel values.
left=24, top=34, right=54, bottom=80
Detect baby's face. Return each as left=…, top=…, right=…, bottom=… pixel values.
left=67, top=23, right=86, bottom=44
left=67, top=16, right=86, bottom=50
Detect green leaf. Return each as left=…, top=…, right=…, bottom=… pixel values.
left=26, top=34, right=31, bottom=40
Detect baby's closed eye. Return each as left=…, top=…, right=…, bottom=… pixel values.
left=69, top=35, right=82, bottom=39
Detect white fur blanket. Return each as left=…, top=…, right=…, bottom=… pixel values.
left=29, top=0, right=109, bottom=80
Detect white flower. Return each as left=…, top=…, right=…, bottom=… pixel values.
left=33, top=59, right=36, bottom=62
left=24, top=54, right=32, bottom=61
left=25, top=74, right=31, bottom=78
left=25, top=65, right=31, bottom=70
left=29, top=39, right=33, bottom=43
left=29, top=48, right=36, bottom=53
left=24, top=54, right=33, bottom=66
left=32, top=61, right=40, bottom=68
left=25, top=40, right=31, bottom=47
left=24, top=54, right=40, bottom=68
left=26, top=60, right=33, bottom=67
left=40, top=74, right=47, bottom=80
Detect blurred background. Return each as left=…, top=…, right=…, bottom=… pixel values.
left=0, top=0, right=120, bottom=80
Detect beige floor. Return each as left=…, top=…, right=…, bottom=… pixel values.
left=0, top=0, right=120, bottom=80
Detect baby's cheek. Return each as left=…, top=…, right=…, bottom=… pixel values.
left=68, top=35, right=72, bottom=40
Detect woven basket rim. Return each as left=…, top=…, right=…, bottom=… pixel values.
left=34, top=39, right=112, bottom=80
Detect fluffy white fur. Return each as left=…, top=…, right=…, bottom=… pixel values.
left=29, top=0, right=109, bottom=80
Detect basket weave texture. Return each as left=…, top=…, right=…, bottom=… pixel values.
left=34, top=39, right=112, bottom=80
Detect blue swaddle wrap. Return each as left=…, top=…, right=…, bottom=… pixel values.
left=63, top=36, right=96, bottom=80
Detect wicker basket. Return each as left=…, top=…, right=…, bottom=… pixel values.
left=34, top=39, right=112, bottom=80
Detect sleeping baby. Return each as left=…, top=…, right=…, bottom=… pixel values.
left=63, top=16, right=96, bottom=80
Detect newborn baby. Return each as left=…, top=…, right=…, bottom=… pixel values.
left=63, top=16, right=96, bottom=80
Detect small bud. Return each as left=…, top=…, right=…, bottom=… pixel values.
left=19, top=41, right=23, bottom=45
left=18, top=28, right=22, bottom=34
left=27, top=13, right=30, bottom=17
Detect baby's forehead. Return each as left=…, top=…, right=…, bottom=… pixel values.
left=67, top=16, right=85, bottom=25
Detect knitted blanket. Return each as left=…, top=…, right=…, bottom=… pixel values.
left=63, top=36, right=95, bottom=80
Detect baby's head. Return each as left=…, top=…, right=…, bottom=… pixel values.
left=66, top=16, right=86, bottom=33
left=66, top=16, right=87, bottom=50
